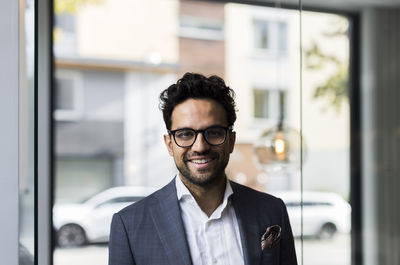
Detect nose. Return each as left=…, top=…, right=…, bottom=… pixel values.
left=191, top=132, right=210, bottom=152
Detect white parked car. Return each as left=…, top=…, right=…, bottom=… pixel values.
left=53, top=186, right=156, bottom=247
left=273, top=191, right=351, bottom=239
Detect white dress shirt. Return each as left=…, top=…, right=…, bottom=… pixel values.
left=176, top=176, right=245, bottom=265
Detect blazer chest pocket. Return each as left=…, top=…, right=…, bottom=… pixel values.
left=261, top=243, right=280, bottom=265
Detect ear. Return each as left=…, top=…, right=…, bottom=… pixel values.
left=164, top=134, right=174, bottom=156
left=229, top=131, right=236, bottom=153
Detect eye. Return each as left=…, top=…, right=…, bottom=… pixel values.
left=206, top=128, right=224, bottom=138
left=175, top=129, right=195, bottom=139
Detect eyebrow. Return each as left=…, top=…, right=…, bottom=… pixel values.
left=171, top=124, right=226, bottom=130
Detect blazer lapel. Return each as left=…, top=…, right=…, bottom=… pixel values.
left=149, top=179, right=193, bottom=265
left=231, top=181, right=262, bottom=265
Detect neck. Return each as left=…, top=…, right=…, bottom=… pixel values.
left=179, top=174, right=227, bottom=217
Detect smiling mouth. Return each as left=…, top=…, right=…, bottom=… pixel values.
left=190, top=158, right=213, bottom=164
left=187, top=157, right=216, bottom=169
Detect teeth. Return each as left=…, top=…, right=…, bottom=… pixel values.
left=191, top=159, right=211, bottom=164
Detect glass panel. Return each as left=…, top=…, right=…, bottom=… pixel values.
left=253, top=19, right=270, bottom=49
left=300, top=10, right=351, bottom=265
left=52, top=1, right=351, bottom=265
left=19, top=0, right=35, bottom=264
left=253, top=89, right=270, bottom=118
left=55, top=77, right=75, bottom=111
left=50, top=1, right=400, bottom=265
left=51, top=0, right=300, bottom=264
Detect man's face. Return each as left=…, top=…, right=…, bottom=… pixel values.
left=164, top=98, right=236, bottom=188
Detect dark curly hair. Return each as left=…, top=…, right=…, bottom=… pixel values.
left=159, top=72, right=237, bottom=130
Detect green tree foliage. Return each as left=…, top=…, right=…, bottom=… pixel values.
left=305, top=18, right=349, bottom=113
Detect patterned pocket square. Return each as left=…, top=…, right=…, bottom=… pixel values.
left=261, top=225, right=282, bottom=250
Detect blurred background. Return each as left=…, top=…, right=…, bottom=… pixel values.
left=52, top=1, right=350, bottom=264
left=4, top=0, right=399, bottom=265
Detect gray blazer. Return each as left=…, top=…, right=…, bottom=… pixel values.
left=108, top=179, right=297, bottom=265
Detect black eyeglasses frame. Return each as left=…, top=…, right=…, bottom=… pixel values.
left=168, top=125, right=233, bottom=148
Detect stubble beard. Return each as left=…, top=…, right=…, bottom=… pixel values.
left=176, top=152, right=229, bottom=188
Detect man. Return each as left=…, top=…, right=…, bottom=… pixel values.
left=109, top=73, right=297, bottom=265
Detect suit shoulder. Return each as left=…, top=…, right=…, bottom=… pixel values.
left=117, top=189, right=158, bottom=217
left=117, top=181, right=175, bottom=219
left=230, top=181, right=285, bottom=205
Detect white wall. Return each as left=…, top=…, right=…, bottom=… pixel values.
left=77, top=0, right=179, bottom=63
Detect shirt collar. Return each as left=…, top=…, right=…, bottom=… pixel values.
left=176, top=174, right=192, bottom=201
left=175, top=174, right=234, bottom=218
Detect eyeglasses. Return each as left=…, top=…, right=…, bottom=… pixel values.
left=168, top=126, right=232, bottom=148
